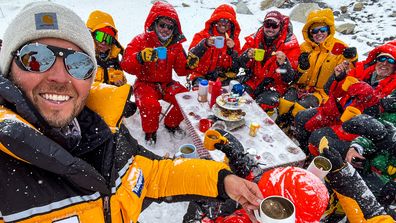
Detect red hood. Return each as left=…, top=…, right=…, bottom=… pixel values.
left=364, top=40, right=396, bottom=68
left=204, top=4, right=241, bottom=40
left=144, top=1, right=186, bottom=43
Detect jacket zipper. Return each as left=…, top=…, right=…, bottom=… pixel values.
left=103, top=195, right=111, bottom=223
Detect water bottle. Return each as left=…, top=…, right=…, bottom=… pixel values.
left=198, top=79, right=208, bottom=102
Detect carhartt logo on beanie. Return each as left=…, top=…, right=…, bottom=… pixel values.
left=0, top=1, right=96, bottom=77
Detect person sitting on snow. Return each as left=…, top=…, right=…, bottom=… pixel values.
left=341, top=94, right=396, bottom=217
left=294, top=40, right=396, bottom=151
left=192, top=132, right=394, bottom=223
left=275, top=8, right=358, bottom=129
left=319, top=137, right=395, bottom=222
left=87, top=10, right=127, bottom=86
left=187, top=4, right=241, bottom=88
left=0, top=2, right=263, bottom=222
left=121, top=1, right=203, bottom=144
left=238, top=10, right=300, bottom=115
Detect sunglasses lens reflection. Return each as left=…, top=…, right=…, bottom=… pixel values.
left=16, top=43, right=94, bottom=80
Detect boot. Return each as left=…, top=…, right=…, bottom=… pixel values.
left=291, top=102, right=306, bottom=117
left=145, top=132, right=157, bottom=145
left=165, top=125, right=186, bottom=139
left=278, top=98, right=295, bottom=116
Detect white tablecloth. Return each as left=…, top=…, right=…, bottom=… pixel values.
left=175, top=90, right=306, bottom=170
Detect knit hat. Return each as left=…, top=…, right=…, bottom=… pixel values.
left=0, top=1, right=96, bottom=77
left=264, top=11, right=283, bottom=24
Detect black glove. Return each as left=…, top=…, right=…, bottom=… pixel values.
left=253, top=77, right=274, bottom=97
left=322, top=146, right=345, bottom=171
left=343, top=47, right=357, bottom=59
left=378, top=181, right=396, bottom=206
left=298, top=52, right=310, bottom=70
left=138, top=48, right=158, bottom=63
left=186, top=52, right=199, bottom=69
left=214, top=140, right=255, bottom=178
left=342, top=114, right=387, bottom=142
left=206, top=70, right=222, bottom=81
left=123, top=101, right=137, bottom=118
left=380, top=92, right=396, bottom=113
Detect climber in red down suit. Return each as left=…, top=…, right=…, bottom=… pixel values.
left=121, top=1, right=201, bottom=144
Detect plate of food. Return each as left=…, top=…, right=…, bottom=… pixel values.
left=216, top=93, right=246, bottom=110
left=212, top=105, right=246, bottom=122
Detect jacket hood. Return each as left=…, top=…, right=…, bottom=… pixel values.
left=87, top=10, right=119, bottom=39
left=144, top=1, right=186, bottom=43
left=204, top=4, right=241, bottom=40
left=86, top=10, right=123, bottom=58
left=302, top=8, right=335, bottom=47
left=364, top=40, right=396, bottom=67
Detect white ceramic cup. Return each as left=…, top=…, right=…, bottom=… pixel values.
left=254, top=196, right=296, bottom=223
left=306, top=156, right=332, bottom=180
left=175, top=144, right=199, bottom=158
left=214, top=36, right=225, bottom=48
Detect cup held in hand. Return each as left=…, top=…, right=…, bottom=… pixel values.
left=155, top=46, right=167, bottom=60
left=203, top=129, right=228, bottom=150
left=214, top=36, right=225, bottom=49
left=340, top=106, right=361, bottom=122
left=254, top=196, right=296, bottom=223
left=254, top=49, right=265, bottom=61
left=307, top=156, right=332, bottom=180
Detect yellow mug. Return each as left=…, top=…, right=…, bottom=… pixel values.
left=203, top=129, right=228, bottom=151
left=340, top=106, right=361, bottom=122
left=342, top=76, right=359, bottom=91
left=254, top=49, right=265, bottom=61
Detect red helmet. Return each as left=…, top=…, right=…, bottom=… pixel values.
left=258, top=167, right=329, bottom=223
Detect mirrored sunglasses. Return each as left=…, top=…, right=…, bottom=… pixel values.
left=13, top=43, right=95, bottom=80
left=158, top=22, right=175, bottom=30
left=377, top=55, right=396, bottom=64
left=94, top=31, right=113, bottom=45
left=263, top=19, right=280, bottom=29
left=310, top=26, right=329, bottom=34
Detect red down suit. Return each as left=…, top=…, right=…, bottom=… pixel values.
left=120, top=1, right=190, bottom=133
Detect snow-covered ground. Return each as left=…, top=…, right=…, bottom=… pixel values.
left=0, top=0, right=394, bottom=222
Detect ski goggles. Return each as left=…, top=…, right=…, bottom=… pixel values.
left=263, top=19, right=280, bottom=29
left=377, top=55, right=396, bottom=64
left=94, top=30, right=114, bottom=45
left=310, top=26, right=329, bottom=34
left=13, top=43, right=95, bottom=80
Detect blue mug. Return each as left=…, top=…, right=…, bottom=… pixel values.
left=155, top=47, right=167, bottom=60
left=231, top=84, right=245, bottom=96
left=175, top=144, right=199, bottom=158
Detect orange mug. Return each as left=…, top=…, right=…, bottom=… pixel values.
left=203, top=129, right=228, bottom=151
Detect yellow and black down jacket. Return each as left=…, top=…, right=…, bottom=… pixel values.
left=86, top=10, right=126, bottom=85
left=0, top=76, right=231, bottom=223
left=298, top=8, right=357, bottom=102
left=327, top=164, right=394, bottom=222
